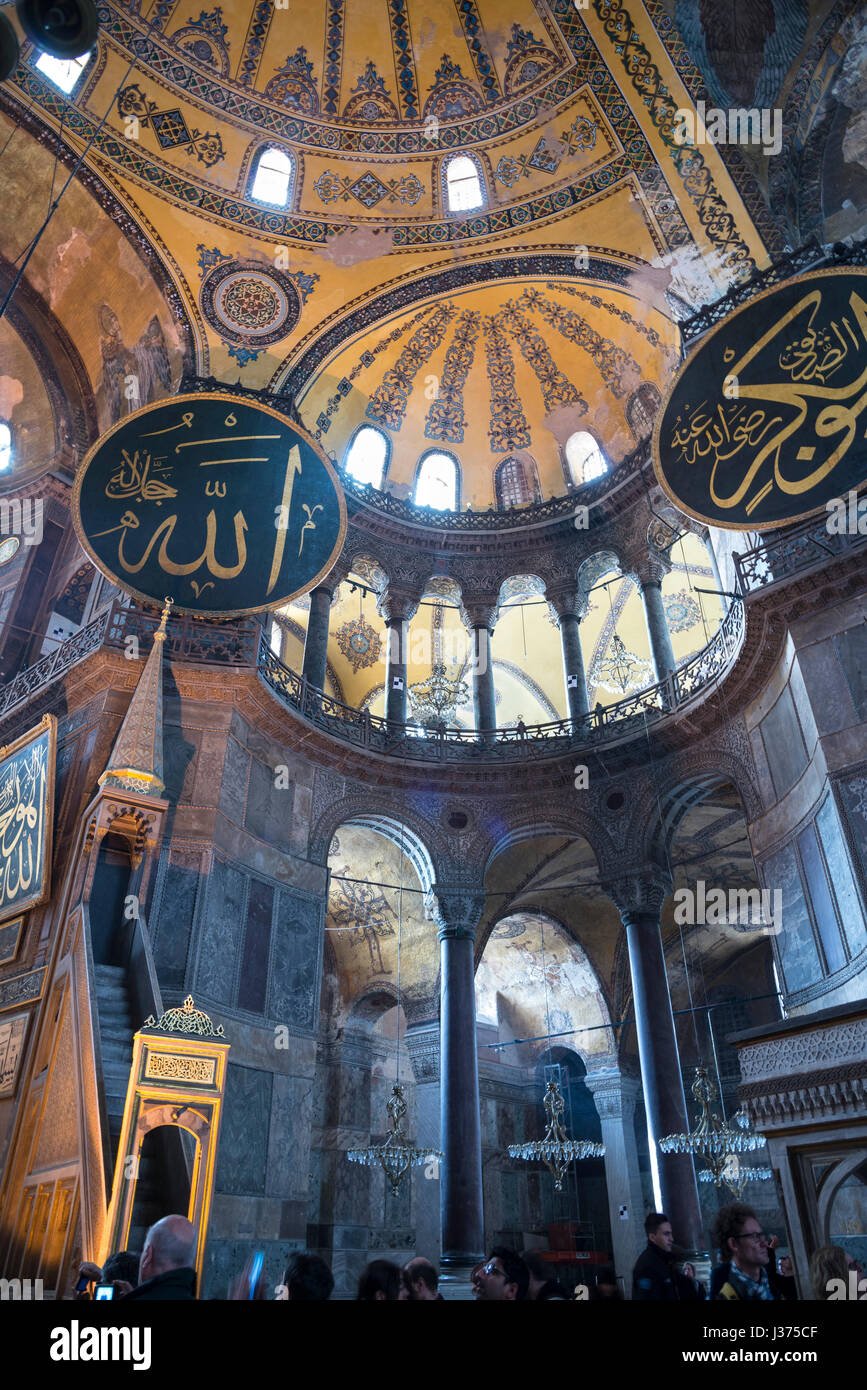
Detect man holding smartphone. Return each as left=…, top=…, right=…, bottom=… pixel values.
left=75, top=1251, right=139, bottom=1300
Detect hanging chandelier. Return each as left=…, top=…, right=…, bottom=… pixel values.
left=698, top=1105, right=773, bottom=1196
left=508, top=1079, right=605, bottom=1191
left=407, top=661, right=470, bottom=728
left=659, top=1066, right=766, bottom=1184
left=592, top=633, right=653, bottom=695
left=347, top=1083, right=443, bottom=1196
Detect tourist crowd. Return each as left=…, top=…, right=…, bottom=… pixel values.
left=71, top=1203, right=860, bottom=1301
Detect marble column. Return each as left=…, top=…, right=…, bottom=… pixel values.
left=404, top=1022, right=442, bottom=1264
left=433, top=886, right=485, bottom=1271
left=377, top=589, right=419, bottom=727
left=301, top=583, right=334, bottom=690
left=609, top=876, right=704, bottom=1254
left=584, top=1067, right=646, bottom=1286
left=464, top=601, right=497, bottom=737
left=635, top=557, right=676, bottom=684
left=549, top=588, right=590, bottom=723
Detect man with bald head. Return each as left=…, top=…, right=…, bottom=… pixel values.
left=123, top=1215, right=198, bottom=1300
left=403, top=1257, right=443, bottom=1301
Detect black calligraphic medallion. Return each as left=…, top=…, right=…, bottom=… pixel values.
left=0, top=716, right=55, bottom=921
left=72, top=393, right=347, bottom=615
left=653, top=268, right=867, bottom=531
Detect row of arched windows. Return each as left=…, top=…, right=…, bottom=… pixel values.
left=343, top=426, right=609, bottom=511
left=247, top=147, right=484, bottom=213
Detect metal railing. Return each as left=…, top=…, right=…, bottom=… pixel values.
left=680, top=237, right=867, bottom=346
left=256, top=599, right=745, bottom=762
left=734, top=515, right=867, bottom=595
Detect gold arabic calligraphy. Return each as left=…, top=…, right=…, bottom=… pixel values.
left=0, top=740, right=46, bottom=910
left=669, top=285, right=867, bottom=516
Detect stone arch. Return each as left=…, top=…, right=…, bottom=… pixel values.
left=309, top=796, right=443, bottom=885
left=578, top=549, right=623, bottom=594
left=625, top=750, right=763, bottom=866
left=483, top=811, right=606, bottom=884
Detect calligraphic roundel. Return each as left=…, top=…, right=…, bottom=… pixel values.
left=653, top=267, right=867, bottom=531
left=73, top=393, right=347, bottom=616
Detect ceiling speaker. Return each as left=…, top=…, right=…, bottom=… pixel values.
left=16, top=0, right=97, bottom=59
left=0, top=11, right=20, bottom=81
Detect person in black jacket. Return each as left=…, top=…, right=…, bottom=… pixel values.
left=121, top=1215, right=197, bottom=1301
left=632, top=1212, right=700, bottom=1300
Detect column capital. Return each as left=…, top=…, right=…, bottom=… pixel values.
left=604, top=869, right=671, bottom=922
left=377, top=586, right=421, bottom=626
left=461, top=598, right=499, bottom=632
left=629, top=551, right=671, bottom=588
left=547, top=586, right=590, bottom=623
left=430, top=883, right=486, bottom=940
left=404, top=1023, right=440, bottom=1083
left=583, top=1066, right=642, bottom=1121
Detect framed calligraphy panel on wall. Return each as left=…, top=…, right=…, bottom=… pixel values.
left=72, top=392, right=347, bottom=616
left=0, top=715, right=55, bottom=921
left=653, top=268, right=867, bottom=531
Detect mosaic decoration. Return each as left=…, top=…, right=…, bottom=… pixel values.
left=116, top=84, right=225, bottom=167
left=313, top=169, right=424, bottom=208
left=310, top=307, right=434, bottom=441
left=589, top=0, right=757, bottom=276
left=663, top=589, right=701, bottom=633
left=495, top=115, right=599, bottom=187
left=328, top=873, right=395, bottom=975
left=388, top=0, right=420, bottom=119
left=366, top=302, right=459, bottom=432
left=200, top=260, right=302, bottom=354
left=334, top=614, right=382, bottom=673
left=423, top=55, right=483, bottom=121
left=424, top=311, right=481, bottom=443
left=170, top=8, right=230, bottom=76
left=454, top=0, right=502, bottom=104
left=499, top=304, right=587, bottom=414
left=553, top=284, right=672, bottom=355
left=265, top=46, right=320, bottom=113
left=97, top=304, right=172, bottom=430
left=237, top=0, right=272, bottom=87
left=343, top=61, right=399, bottom=121
left=322, top=0, right=345, bottom=116
left=55, top=563, right=94, bottom=625
left=518, top=288, right=640, bottom=397
left=673, top=0, right=807, bottom=112
left=504, top=23, right=560, bottom=94
left=483, top=313, right=531, bottom=454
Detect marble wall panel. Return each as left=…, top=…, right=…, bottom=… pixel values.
left=196, top=857, right=245, bottom=1004
left=765, top=842, right=822, bottom=994
left=220, top=736, right=250, bottom=827
left=267, top=1072, right=314, bottom=1203
left=835, top=625, right=867, bottom=721
left=162, top=723, right=199, bottom=804
left=269, top=889, right=320, bottom=1031
left=215, top=1063, right=273, bottom=1196
left=760, top=684, right=809, bottom=799
left=245, top=756, right=293, bottom=852
left=152, top=850, right=199, bottom=990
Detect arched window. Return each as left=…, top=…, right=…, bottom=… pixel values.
left=345, top=426, right=387, bottom=489
left=35, top=51, right=91, bottom=94
left=250, top=146, right=293, bottom=206
left=0, top=422, right=11, bottom=472
left=495, top=457, right=535, bottom=509
left=565, top=431, right=607, bottom=486
left=626, top=382, right=662, bottom=440
left=444, top=154, right=484, bottom=213
left=415, top=451, right=457, bottom=511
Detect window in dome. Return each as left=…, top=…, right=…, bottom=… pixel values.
left=626, top=382, right=662, bottom=441
left=414, top=451, right=458, bottom=511
left=566, top=431, right=607, bottom=486
left=495, top=457, right=537, bottom=509
left=345, top=426, right=388, bottom=489
left=250, top=146, right=293, bottom=206
left=35, top=51, right=91, bottom=93
left=0, top=422, right=11, bottom=472
left=444, top=154, right=484, bottom=213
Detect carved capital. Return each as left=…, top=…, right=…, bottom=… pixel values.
left=604, top=869, right=671, bottom=922
left=461, top=598, right=499, bottom=632
left=628, top=551, right=671, bottom=588
left=430, top=883, right=486, bottom=940
left=377, top=586, right=421, bottom=627
left=547, top=586, right=589, bottom=623
left=404, top=1023, right=440, bottom=1083
left=583, top=1067, right=642, bottom=1121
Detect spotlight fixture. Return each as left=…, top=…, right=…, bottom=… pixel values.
left=16, top=0, right=97, bottom=59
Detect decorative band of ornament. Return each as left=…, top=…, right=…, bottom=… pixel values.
left=143, top=994, right=225, bottom=1037
left=144, top=1052, right=216, bottom=1084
